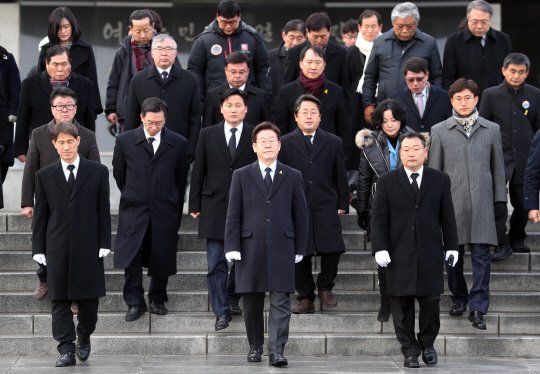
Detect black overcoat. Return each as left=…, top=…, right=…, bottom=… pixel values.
left=268, top=42, right=287, bottom=119
left=32, top=157, right=111, bottom=300
left=224, top=161, right=309, bottom=293
left=113, top=126, right=189, bottom=277
left=0, top=52, right=21, bottom=166
left=189, top=122, right=257, bottom=240
left=371, top=166, right=459, bottom=296
left=279, top=128, right=348, bottom=255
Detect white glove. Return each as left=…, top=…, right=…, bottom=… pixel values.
left=8, top=115, right=16, bottom=123
left=99, top=248, right=111, bottom=258
left=295, top=255, right=303, bottom=263
left=445, top=250, right=459, bottom=267
left=375, top=251, right=391, bottom=267
left=33, top=254, right=46, bottom=266
left=225, top=251, right=241, bottom=262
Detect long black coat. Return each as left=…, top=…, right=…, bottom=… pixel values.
left=15, top=71, right=95, bottom=157
left=268, top=42, right=287, bottom=119
left=224, top=161, right=309, bottom=293
left=32, top=157, right=111, bottom=300
left=278, top=128, right=348, bottom=255
left=0, top=52, right=21, bottom=166
left=202, top=82, right=271, bottom=128
left=524, top=130, right=540, bottom=211
left=371, top=166, right=458, bottom=296
left=189, top=122, right=257, bottom=240
left=347, top=45, right=368, bottom=169
left=124, top=64, right=201, bottom=158
left=113, top=126, right=189, bottom=277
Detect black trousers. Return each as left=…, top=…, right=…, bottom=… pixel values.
left=495, top=179, right=528, bottom=245
left=389, top=294, right=440, bottom=358
left=52, top=298, right=99, bottom=354
left=37, top=263, right=47, bottom=283
left=295, top=252, right=341, bottom=302
left=1, top=163, right=8, bottom=183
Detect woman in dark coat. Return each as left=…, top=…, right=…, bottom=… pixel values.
left=37, top=7, right=102, bottom=116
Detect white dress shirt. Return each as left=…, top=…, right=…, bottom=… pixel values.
left=61, top=155, right=80, bottom=182
left=224, top=121, right=243, bottom=147
left=259, top=160, right=277, bottom=181
left=156, top=65, right=172, bottom=78
left=143, top=126, right=161, bottom=153
left=302, top=130, right=315, bottom=144
left=404, top=165, right=424, bottom=189
left=229, top=83, right=246, bottom=91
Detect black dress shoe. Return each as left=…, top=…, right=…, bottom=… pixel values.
left=215, top=314, right=232, bottom=331
left=56, top=352, right=76, bottom=367
left=75, top=338, right=91, bottom=362
left=247, top=347, right=262, bottom=362
left=449, top=303, right=467, bottom=316
left=421, top=347, right=437, bottom=366
left=269, top=353, right=288, bottom=367
left=492, top=243, right=513, bottom=262
left=230, top=303, right=242, bottom=315
left=511, top=242, right=530, bottom=253
left=404, top=355, right=420, bottom=368
left=149, top=300, right=168, bottom=315
left=469, top=311, right=486, bottom=330
left=125, top=305, right=148, bottom=322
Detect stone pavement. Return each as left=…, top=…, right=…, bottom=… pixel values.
left=0, top=355, right=539, bottom=374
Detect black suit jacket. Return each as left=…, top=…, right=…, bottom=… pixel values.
left=15, top=71, right=95, bottom=156
left=387, top=84, right=452, bottom=133
left=124, top=64, right=202, bottom=157
left=371, top=166, right=458, bottom=296
left=202, top=82, right=271, bottom=128
left=189, top=121, right=257, bottom=240
left=33, top=156, right=110, bottom=300
left=268, top=42, right=287, bottom=119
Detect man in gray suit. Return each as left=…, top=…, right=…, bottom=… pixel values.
left=428, top=78, right=507, bottom=330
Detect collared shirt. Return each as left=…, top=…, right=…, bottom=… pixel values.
left=229, top=83, right=246, bottom=91
left=259, top=160, right=277, bottom=181
left=480, top=34, right=486, bottom=47
left=413, top=84, right=428, bottom=109
left=61, top=154, right=80, bottom=182
left=143, top=125, right=161, bottom=153
left=224, top=121, right=243, bottom=147
left=387, top=138, right=400, bottom=171
left=156, top=65, right=172, bottom=78
left=404, top=165, right=424, bottom=189
left=302, top=130, right=316, bottom=144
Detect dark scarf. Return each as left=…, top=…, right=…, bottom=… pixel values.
left=131, top=38, right=152, bottom=74
left=300, top=71, right=325, bottom=98
left=49, top=75, right=70, bottom=89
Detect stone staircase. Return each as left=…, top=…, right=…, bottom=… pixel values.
left=0, top=213, right=539, bottom=357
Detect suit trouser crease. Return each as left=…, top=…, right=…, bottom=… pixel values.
left=295, top=252, right=341, bottom=302
left=243, top=293, right=265, bottom=349
left=495, top=179, right=528, bottom=245
left=52, top=298, right=99, bottom=354
left=267, top=291, right=292, bottom=355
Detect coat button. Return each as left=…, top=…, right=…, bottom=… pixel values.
left=416, top=205, right=419, bottom=208
left=411, top=248, right=415, bottom=252
left=309, top=181, right=313, bottom=184
left=309, top=161, right=313, bottom=164
left=229, top=168, right=233, bottom=171
left=525, top=197, right=528, bottom=200
left=265, top=238, right=267, bottom=242
left=266, top=218, right=270, bottom=222
left=514, top=129, right=517, bottom=133
left=513, top=148, right=517, bottom=152
left=267, top=200, right=270, bottom=204
left=162, top=89, right=165, bottom=93
left=412, top=226, right=416, bottom=231
left=513, top=112, right=516, bottom=115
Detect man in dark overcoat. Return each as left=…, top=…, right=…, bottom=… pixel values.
left=189, top=88, right=257, bottom=331
left=225, top=122, right=309, bottom=367
left=371, top=132, right=458, bottom=368
left=113, top=97, right=189, bottom=321
left=278, top=94, right=348, bottom=313
left=32, top=121, right=111, bottom=367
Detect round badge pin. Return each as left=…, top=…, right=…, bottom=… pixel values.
left=211, top=44, right=222, bottom=56
left=523, top=101, right=530, bottom=109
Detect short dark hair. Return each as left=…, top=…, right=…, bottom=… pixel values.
left=283, top=19, right=306, bottom=35
left=47, top=7, right=82, bottom=45
left=53, top=121, right=78, bottom=141
left=220, top=87, right=248, bottom=106
left=503, top=53, right=531, bottom=72
left=252, top=122, right=281, bottom=143
left=129, top=10, right=153, bottom=27
left=144, top=9, right=162, bottom=33
left=448, top=78, right=478, bottom=98
left=141, top=97, right=168, bottom=118
left=46, top=45, right=70, bottom=64
left=50, top=87, right=77, bottom=106
left=306, top=12, right=332, bottom=32
left=300, top=45, right=326, bottom=62
left=359, top=9, right=382, bottom=26
left=398, top=132, right=426, bottom=149
left=294, top=94, right=322, bottom=115
left=225, top=51, right=251, bottom=68
left=342, top=19, right=358, bottom=34
left=217, top=0, right=241, bottom=18
left=372, top=99, right=407, bottom=130
left=403, top=57, right=428, bottom=75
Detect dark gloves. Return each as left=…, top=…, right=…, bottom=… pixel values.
left=188, top=155, right=195, bottom=164
left=0, top=145, right=6, bottom=159
left=358, top=210, right=369, bottom=230
left=494, top=201, right=508, bottom=221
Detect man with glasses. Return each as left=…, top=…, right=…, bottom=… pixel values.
left=124, top=34, right=201, bottom=162
left=113, top=97, right=189, bottom=322
left=443, top=0, right=512, bottom=97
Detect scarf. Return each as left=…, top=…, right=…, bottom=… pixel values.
left=300, top=71, right=325, bottom=99
left=49, top=75, right=70, bottom=89
left=131, top=38, right=153, bottom=75
left=355, top=32, right=380, bottom=94
left=453, top=107, right=479, bottom=133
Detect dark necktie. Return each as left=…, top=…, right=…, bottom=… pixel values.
left=67, top=164, right=75, bottom=191
left=148, top=137, right=155, bottom=153
left=411, top=172, right=419, bottom=199
left=161, top=71, right=168, bottom=80
left=264, top=167, right=272, bottom=193
left=305, top=135, right=313, bottom=151
left=229, top=128, right=237, bottom=158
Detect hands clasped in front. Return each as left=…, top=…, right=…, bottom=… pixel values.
left=226, top=251, right=303, bottom=263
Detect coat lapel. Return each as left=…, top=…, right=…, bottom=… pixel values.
left=291, top=128, right=310, bottom=160
left=416, top=167, right=434, bottom=204
left=319, top=80, right=330, bottom=108
left=310, top=128, right=327, bottom=160
left=52, top=160, right=72, bottom=198
left=39, top=71, right=53, bottom=98
left=134, top=125, right=155, bottom=158
left=231, top=123, right=252, bottom=165
left=423, top=85, right=437, bottom=117
left=249, top=161, right=269, bottom=197
left=403, top=88, right=421, bottom=120
left=267, top=160, right=286, bottom=199
left=68, top=73, right=80, bottom=92
left=151, top=128, right=173, bottom=162
left=395, top=167, right=417, bottom=203
left=71, top=156, right=89, bottom=199
left=292, top=79, right=306, bottom=98
left=216, top=122, right=233, bottom=163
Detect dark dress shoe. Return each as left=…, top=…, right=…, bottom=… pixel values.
left=511, top=242, right=530, bottom=253
left=469, top=311, right=486, bottom=330
left=230, top=303, right=242, bottom=315
left=125, top=305, right=148, bottom=322
left=404, top=355, right=420, bottom=368
left=292, top=299, right=315, bottom=314
left=149, top=300, right=168, bottom=315
left=247, top=347, right=262, bottom=362
left=421, top=347, right=437, bottom=366
left=56, top=352, right=76, bottom=367
left=449, top=303, right=467, bottom=316
left=318, top=290, right=338, bottom=307
left=76, top=339, right=91, bottom=362
left=492, top=243, right=513, bottom=262
left=269, top=353, right=288, bottom=367
left=34, top=282, right=48, bottom=301
left=215, top=314, right=232, bottom=331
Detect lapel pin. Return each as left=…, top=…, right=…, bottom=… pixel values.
left=279, top=171, right=283, bottom=174
left=324, top=89, right=328, bottom=94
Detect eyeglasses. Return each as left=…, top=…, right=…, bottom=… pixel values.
left=469, top=20, right=490, bottom=26
left=52, top=104, right=75, bottom=111
left=405, top=76, right=426, bottom=83
left=226, top=69, right=248, bottom=76
left=255, top=140, right=279, bottom=146
left=143, top=120, right=165, bottom=128
left=298, top=110, right=319, bottom=116
left=452, top=96, right=475, bottom=103
left=218, top=18, right=240, bottom=27
left=342, top=34, right=358, bottom=40
left=153, top=47, right=176, bottom=54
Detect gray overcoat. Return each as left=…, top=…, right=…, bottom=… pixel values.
left=428, top=116, right=507, bottom=246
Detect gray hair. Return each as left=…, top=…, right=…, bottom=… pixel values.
left=151, top=34, right=178, bottom=50
left=503, top=53, right=531, bottom=72
left=391, top=2, right=420, bottom=25
left=466, top=0, right=493, bottom=19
